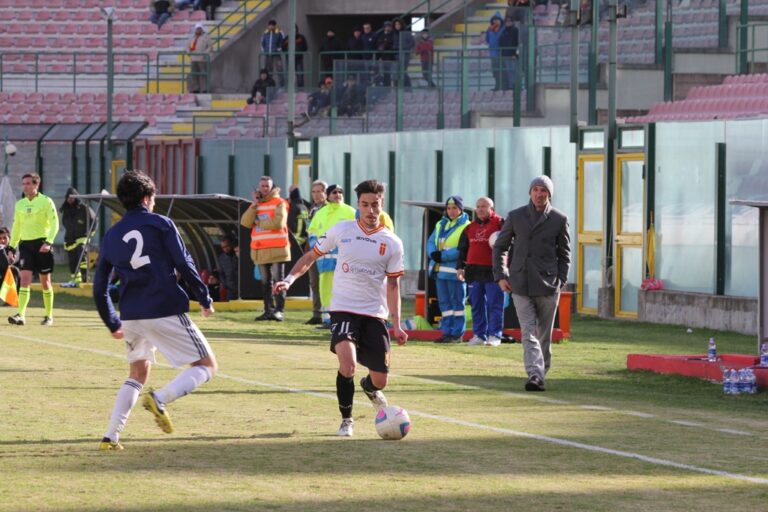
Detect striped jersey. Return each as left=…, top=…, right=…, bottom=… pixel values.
left=313, top=219, right=404, bottom=319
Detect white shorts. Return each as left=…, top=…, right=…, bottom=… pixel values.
left=121, top=313, right=213, bottom=368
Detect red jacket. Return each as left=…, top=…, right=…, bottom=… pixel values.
left=458, top=212, right=504, bottom=281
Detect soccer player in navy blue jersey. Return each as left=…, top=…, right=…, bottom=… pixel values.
left=93, top=170, right=218, bottom=450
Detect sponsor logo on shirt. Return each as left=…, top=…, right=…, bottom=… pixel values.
left=379, top=242, right=387, bottom=256
left=341, top=262, right=377, bottom=275
left=340, top=238, right=352, bottom=243
left=355, top=236, right=377, bottom=244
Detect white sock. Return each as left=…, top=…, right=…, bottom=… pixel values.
left=155, top=366, right=213, bottom=405
left=104, top=378, right=143, bottom=442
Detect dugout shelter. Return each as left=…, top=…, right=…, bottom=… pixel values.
left=79, top=193, right=309, bottom=300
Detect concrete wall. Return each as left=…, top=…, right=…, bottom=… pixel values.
left=638, top=289, right=757, bottom=336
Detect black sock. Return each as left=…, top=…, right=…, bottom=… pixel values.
left=336, top=372, right=355, bottom=419
left=361, top=375, right=381, bottom=393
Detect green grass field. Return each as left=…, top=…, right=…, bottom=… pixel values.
left=1, top=295, right=767, bottom=512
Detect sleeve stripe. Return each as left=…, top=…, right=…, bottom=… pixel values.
left=313, top=246, right=326, bottom=256
left=386, top=271, right=405, bottom=277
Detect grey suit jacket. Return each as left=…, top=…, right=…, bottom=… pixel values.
left=492, top=200, right=571, bottom=297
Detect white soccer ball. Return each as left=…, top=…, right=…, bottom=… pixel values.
left=374, top=405, right=411, bottom=440
left=488, top=231, right=500, bottom=248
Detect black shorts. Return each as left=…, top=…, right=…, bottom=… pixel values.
left=330, top=311, right=391, bottom=373
left=18, top=238, right=54, bottom=274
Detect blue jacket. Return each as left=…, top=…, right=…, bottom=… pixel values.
left=427, top=212, right=470, bottom=281
left=485, top=12, right=504, bottom=58
left=93, top=206, right=212, bottom=333
left=261, top=29, right=284, bottom=54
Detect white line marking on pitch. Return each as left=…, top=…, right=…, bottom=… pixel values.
left=6, top=332, right=768, bottom=485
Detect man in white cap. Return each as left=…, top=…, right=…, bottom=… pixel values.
left=188, top=22, right=212, bottom=93
left=492, top=175, right=570, bottom=392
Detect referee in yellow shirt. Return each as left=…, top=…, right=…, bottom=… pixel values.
left=8, top=173, right=59, bottom=326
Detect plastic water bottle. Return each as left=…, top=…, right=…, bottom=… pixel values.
left=738, top=369, right=749, bottom=394
left=723, top=368, right=733, bottom=395
left=747, top=368, right=757, bottom=395
left=760, top=343, right=768, bottom=367
left=731, top=369, right=741, bottom=395
left=707, top=337, right=717, bottom=362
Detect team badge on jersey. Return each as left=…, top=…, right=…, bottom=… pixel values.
left=379, top=242, right=387, bottom=256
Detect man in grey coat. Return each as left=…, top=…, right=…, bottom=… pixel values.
left=492, top=175, right=570, bottom=391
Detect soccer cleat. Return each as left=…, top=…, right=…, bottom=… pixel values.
left=466, top=335, right=486, bottom=346
left=360, top=377, right=388, bottom=411
left=98, top=437, right=124, bottom=451
left=336, top=418, right=354, bottom=437
left=272, top=311, right=285, bottom=322
left=485, top=335, right=502, bottom=347
left=40, top=316, right=53, bottom=326
left=8, top=314, right=25, bottom=326
left=254, top=312, right=274, bottom=321
left=142, top=389, right=174, bottom=433
left=61, top=281, right=80, bottom=288
left=305, top=317, right=323, bottom=325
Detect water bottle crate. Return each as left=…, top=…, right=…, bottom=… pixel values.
left=627, top=353, right=768, bottom=390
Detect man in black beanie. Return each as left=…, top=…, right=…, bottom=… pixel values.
left=492, top=175, right=570, bottom=391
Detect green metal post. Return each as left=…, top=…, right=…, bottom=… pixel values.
left=105, top=12, right=114, bottom=185
left=311, top=138, right=319, bottom=180
left=287, top=0, right=296, bottom=138
left=460, top=3, right=469, bottom=128
left=608, top=0, right=617, bottom=142
left=645, top=123, right=655, bottom=279
left=718, top=0, right=727, bottom=48
left=664, top=1, right=673, bottom=101
left=739, top=0, right=748, bottom=74
left=435, top=150, right=443, bottom=202
left=654, top=0, right=664, bottom=65
left=343, top=152, right=351, bottom=195
left=588, top=0, right=599, bottom=125
left=263, top=154, right=271, bottom=177
left=388, top=151, right=396, bottom=217
left=569, top=0, right=579, bottom=143
left=542, top=146, right=551, bottom=177
left=487, top=147, right=495, bottom=199
left=228, top=154, right=235, bottom=196
left=196, top=154, right=204, bottom=193
left=715, top=142, right=726, bottom=295
left=526, top=26, right=536, bottom=112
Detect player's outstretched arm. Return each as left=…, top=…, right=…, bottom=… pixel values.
left=387, top=275, right=407, bottom=345
left=92, top=253, right=122, bottom=335
left=273, top=249, right=320, bottom=294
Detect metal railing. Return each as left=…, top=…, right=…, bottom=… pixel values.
left=153, top=52, right=211, bottom=93
left=209, top=0, right=272, bottom=52
left=735, top=22, right=768, bottom=75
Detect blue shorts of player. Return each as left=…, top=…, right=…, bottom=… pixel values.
left=329, top=311, right=391, bottom=373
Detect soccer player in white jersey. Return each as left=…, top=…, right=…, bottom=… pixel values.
left=274, top=179, right=407, bottom=437
left=93, top=170, right=218, bottom=450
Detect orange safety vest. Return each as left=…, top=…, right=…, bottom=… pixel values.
left=250, top=197, right=290, bottom=250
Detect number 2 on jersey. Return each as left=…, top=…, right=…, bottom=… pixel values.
left=122, top=230, right=151, bottom=269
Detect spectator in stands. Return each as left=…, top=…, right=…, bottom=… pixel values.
left=320, top=29, right=344, bottom=76
left=428, top=196, right=471, bottom=343
left=506, top=0, right=531, bottom=25
left=282, top=25, right=309, bottom=88
left=499, top=16, right=519, bottom=91
left=217, top=235, right=238, bottom=300
left=247, top=69, right=276, bottom=105
left=361, top=23, right=376, bottom=62
left=150, top=0, right=175, bottom=29
left=59, top=187, right=96, bottom=288
left=240, top=176, right=290, bottom=322
left=375, top=21, right=396, bottom=85
left=306, top=76, right=334, bottom=117
left=457, top=197, right=505, bottom=347
left=392, top=18, right=414, bottom=87
left=187, top=23, right=213, bottom=94
left=199, top=0, right=220, bottom=21
left=338, top=75, right=365, bottom=117
left=347, top=26, right=366, bottom=63
left=261, top=20, right=285, bottom=87
left=415, top=28, right=436, bottom=87
left=485, top=12, right=505, bottom=91
left=304, top=180, right=327, bottom=325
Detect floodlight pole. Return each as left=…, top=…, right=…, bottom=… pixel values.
left=287, top=0, right=296, bottom=142
left=102, top=8, right=115, bottom=184
left=568, top=0, right=579, bottom=143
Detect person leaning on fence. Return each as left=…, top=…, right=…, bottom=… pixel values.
left=282, top=24, right=308, bottom=88
left=247, top=69, right=276, bottom=105
left=149, top=0, right=175, bottom=29
left=187, top=23, right=212, bottom=94
left=261, top=20, right=285, bottom=87
left=415, top=28, right=436, bottom=87
left=306, top=76, right=334, bottom=118
left=428, top=196, right=471, bottom=344
left=492, top=176, right=571, bottom=392
left=59, top=187, right=96, bottom=288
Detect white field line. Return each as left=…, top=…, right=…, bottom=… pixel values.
left=399, top=374, right=759, bottom=438
left=5, top=332, right=768, bottom=485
